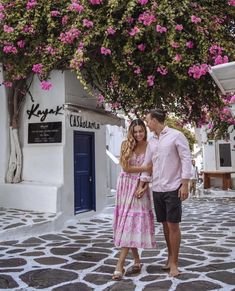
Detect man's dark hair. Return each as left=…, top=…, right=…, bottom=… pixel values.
left=148, top=109, right=167, bottom=123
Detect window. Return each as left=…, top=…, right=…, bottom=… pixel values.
left=219, top=144, right=232, bottom=167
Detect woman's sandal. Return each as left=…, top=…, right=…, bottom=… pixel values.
left=112, top=268, right=125, bottom=280
left=131, top=263, right=142, bottom=274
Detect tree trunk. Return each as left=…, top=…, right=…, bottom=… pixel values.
left=6, top=81, right=25, bottom=183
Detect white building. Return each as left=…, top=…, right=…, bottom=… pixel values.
left=0, top=68, right=124, bottom=216
left=197, top=62, right=235, bottom=189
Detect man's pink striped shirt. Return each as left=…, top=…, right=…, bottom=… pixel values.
left=140, top=126, right=192, bottom=192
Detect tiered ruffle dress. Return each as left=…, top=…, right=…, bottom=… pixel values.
left=113, top=153, right=156, bottom=248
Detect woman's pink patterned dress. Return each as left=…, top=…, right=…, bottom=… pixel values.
left=113, top=152, right=156, bottom=248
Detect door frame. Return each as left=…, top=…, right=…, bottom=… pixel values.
left=73, top=130, right=96, bottom=214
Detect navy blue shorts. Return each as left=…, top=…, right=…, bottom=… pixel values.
left=153, top=189, right=182, bottom=223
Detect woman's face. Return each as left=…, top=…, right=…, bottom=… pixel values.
left=133, top=125, right=146, bottom=142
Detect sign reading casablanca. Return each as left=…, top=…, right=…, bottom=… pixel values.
left=69, top=114, right=100, bottom=130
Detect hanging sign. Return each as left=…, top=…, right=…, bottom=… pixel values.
left=26, top=103, right=63, bottom=122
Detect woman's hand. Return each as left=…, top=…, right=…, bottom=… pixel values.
left=135, top=184, right=148, bottom=199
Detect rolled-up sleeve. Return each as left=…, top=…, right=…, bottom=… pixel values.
left=140, top=143, right=152, bottom=182
left=176, top=132, right=191, bottom=179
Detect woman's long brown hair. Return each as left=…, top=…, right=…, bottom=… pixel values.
left=120, top=119, right=147, bottom=168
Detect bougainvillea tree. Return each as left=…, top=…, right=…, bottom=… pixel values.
left=0, top=0, right=234, bottom=182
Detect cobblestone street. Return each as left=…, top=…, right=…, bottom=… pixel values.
left=0, top=196, right=235, bottom=291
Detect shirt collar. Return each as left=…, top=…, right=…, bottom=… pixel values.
left=153, top=126, right=169, bottom=138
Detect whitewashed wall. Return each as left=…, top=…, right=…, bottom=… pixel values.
left=0, top=70, right=111, bottom=214
left=20, top=71, right=65, bottom=184
left=0, top=65, right=9, bottom=183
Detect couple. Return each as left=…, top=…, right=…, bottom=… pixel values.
left=113, top=109, right=191, bottom=280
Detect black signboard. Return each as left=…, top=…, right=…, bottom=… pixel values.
left=28, top=122, right=62, bottom=144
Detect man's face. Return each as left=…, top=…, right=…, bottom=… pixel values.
left=145, top=113, right=156, bottom=132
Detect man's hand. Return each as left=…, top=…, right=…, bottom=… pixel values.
left=178, top=183, right=189, bottom=201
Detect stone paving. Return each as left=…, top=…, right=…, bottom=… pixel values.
left=0, top=208, right=56, bottom=232
left=0, top=196, right=235, bottom=291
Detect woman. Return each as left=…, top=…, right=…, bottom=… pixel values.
left=112, top=119, right=156, bottom=280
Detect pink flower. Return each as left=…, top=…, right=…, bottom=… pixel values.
left=3, top=81, right=13, bottom=88
left=174, top=54, right=182, bottom=62
left=97, top=94, right=104, bottom=105
left=59, top=28, right=81, bottom=44
left=40, top=81, right=52, bottom=90
left=170, top=41, right=180, bottom=48
left=188, top=64, right=208, bottom=79
left=62, top=15, right=68, bottom=26
left=191, top=15, right=201, bottom=23
left=221, top=107, right=231, bottom=115
left=175, top=24, right=183, bottom=31
left=101, top=47, right=111, bottom=55
left=186, top=41, right=194, bottom=48
left=51, top=10, right=60, bottom=17
left=23, top=25, right=34, bottom=34
left=89, top=0, right=102, bottom=4
left=214, top=55, right=229, bottom=65
left=111, top=102, right=121, bottom=110
left=17, top=40, right=25, bottom=48
left=0, top=4, right=5, bottom=11
left=137, top=43, right=146, bottom=51
left=207, top=122, right=214, bottom=129
left=129, top=26, right=140, bottom=36
left=230, top=95, right=235, bottom=103
left=0, top=12, right=5, bottom=20
left=147, top=75, right=155, bottom=86
left=138, top=0, right=148, bottom=4
left=3, top=25, right=14, bottom=33
left=106, top=27, right=116, bottom=35
left=46, top=45, right=56, bottom=55
left=32, top=63, right=43, bottom=74
left=134, top=67, right=141, bottom=74
left=3, top=45, right=17, bottom=54
left=209, top=44, right=223, bottom=55
left=69, top=1, right=84, bottom=13
left=156, top=25, right=167, bottom=33
left=126, top=17, right=134, bottom=24
left=157, top=66, right=168, bottom=75
left=138, top=12, right=156, bottom=26
left=77, top=41, right=84, bottom=51
left=26, top=0, right=37, bottom=10
left=228, top=0, right=235, bottom=6
left=83, top=19, right=93, bottom=28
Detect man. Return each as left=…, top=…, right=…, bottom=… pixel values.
left=190, top=159, right=199, bottom=196
left=137, top=109, right=191, bottom=277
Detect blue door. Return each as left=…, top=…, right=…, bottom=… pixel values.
left=74, top=131, right=96, bottom=213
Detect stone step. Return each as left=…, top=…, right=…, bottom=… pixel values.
left=0, top=207, right=65, bottom=241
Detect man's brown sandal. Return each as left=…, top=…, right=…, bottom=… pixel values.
left=131, top=263, right=142, bottom=274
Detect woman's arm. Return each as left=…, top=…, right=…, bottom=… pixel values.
left=122, top=164, right=151, bottom=173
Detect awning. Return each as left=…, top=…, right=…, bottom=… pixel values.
left=209, top=62, right=235, bottom=95
left=64, top=103, right=125, bottom=127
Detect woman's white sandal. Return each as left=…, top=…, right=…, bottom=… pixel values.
left=112, top=269, right=125, bottom=280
